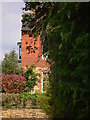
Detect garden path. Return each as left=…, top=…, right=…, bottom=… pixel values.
left=1, top=109, right=48, bottom=119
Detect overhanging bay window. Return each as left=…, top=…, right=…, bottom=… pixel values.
left=17, top=41, right=21, bottom=63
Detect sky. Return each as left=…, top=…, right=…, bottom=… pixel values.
left=0, top=1, right=25, bottom=62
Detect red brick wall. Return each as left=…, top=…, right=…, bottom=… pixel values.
left=21, top=33, right=50, bottom=70
left=21, top=33, right=50, bottom=92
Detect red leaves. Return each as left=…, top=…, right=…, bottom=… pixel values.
left=0, top=74, right=26, bottom=93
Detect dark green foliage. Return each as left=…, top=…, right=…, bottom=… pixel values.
left=23, top=2, right=89, bottom=119
left=1, top=50, right=21, bottom=74
left=49, top=3, right=89, bottom=119
left=23, top=65, right=40, bottom=92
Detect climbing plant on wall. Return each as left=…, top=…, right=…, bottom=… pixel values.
left=23, top=65, right=40, bottom=92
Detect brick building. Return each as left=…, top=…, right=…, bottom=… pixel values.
left=17, top=12, right=50, bottom=93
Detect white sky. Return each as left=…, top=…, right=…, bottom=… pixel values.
left=0, top=1, right=24, bottom=62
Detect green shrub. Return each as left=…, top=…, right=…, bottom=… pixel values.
left=37, top=92, right=51, bottom=116
left=2, top=93, right=40, bottom=109
left=19, top=92, right=37, bottom=108
left=2, top=93, right=21, bottom=108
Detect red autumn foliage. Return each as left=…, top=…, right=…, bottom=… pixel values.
left=0, top=74, right=26, bottom=93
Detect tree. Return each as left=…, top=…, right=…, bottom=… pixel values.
left=22, top=2, right=89, bottom=119
left=1, top=50, right=21, bottom=74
